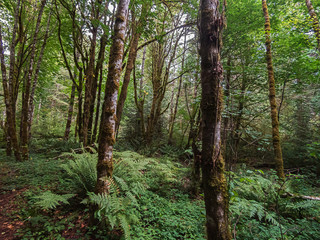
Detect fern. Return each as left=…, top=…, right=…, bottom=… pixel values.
left=33, top=191, right=75, bottom=210
left=60, top=150, right=97, bottom=193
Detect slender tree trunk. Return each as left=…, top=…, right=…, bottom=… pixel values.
left=96, top=0, right=130, bottom=193
left=20, top=0, right=46, bottom=160
left=28, top=13, right=52, bottom=141
left=92, top=67, right=103, bottom=143
left=0, top=1, right=21, bottom=161
left=305, top=0, right=320, bottom=51
left=200, top=0, right=231, bottom=239
left=222, top=56, right=231, bottom=162
left=262, top=0, right=285, bottom=179
left=82, top=28, right=98, bottom=146
left=64, top=84, right=76, bottom=140
left=116, top=30, right=141, bottom=133
left=168, top=32, right=187, bottom=144
left=88, top=34, right=108, bottom=144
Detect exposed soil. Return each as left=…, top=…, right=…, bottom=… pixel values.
left=0, top=165, right=25, bottom=240
left=0, top=162, right=88, bottom=239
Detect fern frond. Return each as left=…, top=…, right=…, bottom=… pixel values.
left=33, top=191, right=75, bottom=210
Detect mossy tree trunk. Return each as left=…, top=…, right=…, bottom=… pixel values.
left=262, top=0, right=285, bottom=179
left=96, top=0, right=130, bottom=193
left=82, top=0, right=102, bottom=146
left=133, top=47, right=147, bottom=137
left=28, top=13, right=52, bottom=142
left=20, top=0, right=47, bottom=161
left=305, top=0, right=320, bottom=51
left=0, top=20, right=21, bottom=160
left=88, top=34, right=108, bottom=144
left=199, top=0, right=231, bottom=239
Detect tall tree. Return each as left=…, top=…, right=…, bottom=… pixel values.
left=0, top=0, right=22, bottom=161
left=199, top=0, right=231, bottom=239
left=96, top=0, right=130, bottom=193
left=262, top=0, right=285, bottom=179
left=20, top=0, right=47, bottom=160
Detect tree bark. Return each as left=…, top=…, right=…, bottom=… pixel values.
left=82, top=25, right=98, bottom=146
left=199, top=0, right=231, bottom=239
left=92, top=66, right=103, bottom=143
left=96, top=0, right=130, bottom=193
left=20, top=0, right=46, bottom=160
left=64, top=84, right=76, bottom=140
left=88, top=34, right=108, bottom=144
left=305, top=0, right=320, bottom=51
left=115, top=30, right=141, bottom=134
left=28, top=13, right=52, bottom=141
left=0, top=1, right=21, bottom=161
left=168, top=32, right=187, bottom=144
left=262, top=0, right=285, bottom=179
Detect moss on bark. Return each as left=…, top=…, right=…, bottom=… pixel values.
left=262, top=0, right=285, bottom=179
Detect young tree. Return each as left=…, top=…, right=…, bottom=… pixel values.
left=199, top=0, right=231, bottom=239
left=262, top=0, right=285, bottom=179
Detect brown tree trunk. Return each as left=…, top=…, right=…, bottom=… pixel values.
left=96, top=0, right=130, bottom=194
left=199, top=0, right=231, bottom=239
left=88, top=34, right=108, bottom=144
left=115, top=30, right=141, bottom=134
left=64, top=84, right=76, bottom=140
left=28, top=13, right=52, bottom=141
left=0, top=1, right=21, bottom=161
left=92, top=67, right=103, bottom=143
left=305, top=0, right=320, bottom=51
left=82, top=28, right=98, bottom=146
left=262, top=0, right=285, bottom=179
left=168, top=32, right=187, bottom=144
left=20, top=0, right=46, bottom=160
left=145, top=30, right=182, bottom=142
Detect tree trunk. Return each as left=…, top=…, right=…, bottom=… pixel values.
left=92, top=67, right=103, bottom=143
left=0, top=1, right=21, bottom=161
left=115, top=30, right=141, bottom=134
left=82, top=28, right=98, bottom=146
left=64, top=84, right=76, bottom=140
left=168, top=32, right=187, bottom=144
left=96, top=0, right=130, bottom=193
left=262, top=0, right=285, bottom=179
left=28, top=13, right=52, bottom=141
left=305, top=0, right=320, bottom=51
left=20, top=0, right=46, bottom=160
left=199, top=0, right=231, bottom=239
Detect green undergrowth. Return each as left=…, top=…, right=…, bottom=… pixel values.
left=1, top=140, right=320, bottom=239
left=229, top=166, right=320, bottom=240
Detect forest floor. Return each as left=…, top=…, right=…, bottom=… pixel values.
left=0, top=149, right=88, bottom=240
left=0, top=138, right=320, bottom=240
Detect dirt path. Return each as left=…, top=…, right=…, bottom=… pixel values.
left=0, top=165, right=25, bottom=240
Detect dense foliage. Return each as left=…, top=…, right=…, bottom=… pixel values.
left=0, top=0, right=319, bottom=239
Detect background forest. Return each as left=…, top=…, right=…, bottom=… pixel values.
left=0, top=0, right=320, bottom=239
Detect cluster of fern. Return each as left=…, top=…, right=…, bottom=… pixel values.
left=32, top=149, right=183, bottom=239
left=229, top=166, right=320, bottom=240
